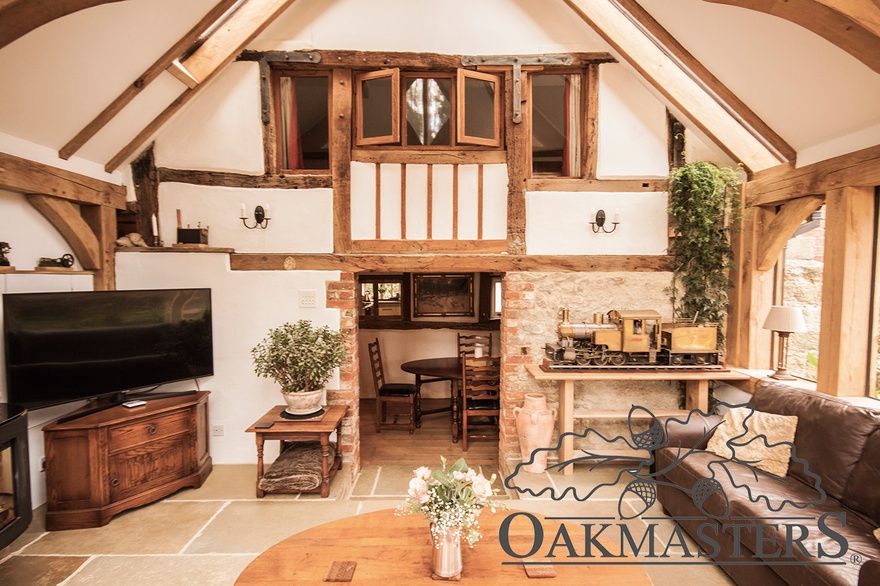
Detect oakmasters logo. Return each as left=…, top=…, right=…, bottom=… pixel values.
left=500, top=403, right=858, bottom=570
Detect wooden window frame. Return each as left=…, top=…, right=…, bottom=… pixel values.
left=358, top=274, right=410, bottom=325
left=355, top=68, right=401, bottom=146
left=456, top=69, right=502, bottom=148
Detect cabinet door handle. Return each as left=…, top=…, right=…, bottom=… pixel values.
left=148, top=424, right=157, bottom=435
left=110, top=477, right=119, bottom=487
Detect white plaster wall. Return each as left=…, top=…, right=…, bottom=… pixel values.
left=115, top=252, right=342, bottom=465
left=525, top=191, right=669, bottom=255
left=597, top=64, right=669, bottom=179
left=154, top=63, right=265, bottom=174
left=158, top=182, right=334, bottom=253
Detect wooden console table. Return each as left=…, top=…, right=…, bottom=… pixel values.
left=236, top=508, right=651, bottom=584
left=525, top=364, right=749, bottom=475
left=246, top=404, right=345, bottom=498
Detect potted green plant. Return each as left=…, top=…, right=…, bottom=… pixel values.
left=251, top=320, right=346, bottom=415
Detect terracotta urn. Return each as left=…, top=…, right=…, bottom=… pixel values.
left=514, top=393, right=557, bottom=473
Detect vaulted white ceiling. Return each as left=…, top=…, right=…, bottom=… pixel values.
left=0, top=0, right=877, bottom=176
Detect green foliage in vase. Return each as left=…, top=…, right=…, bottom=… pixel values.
left=251, top=320, right=346, bottom=393
left=667, top=161, right=742, bottom=348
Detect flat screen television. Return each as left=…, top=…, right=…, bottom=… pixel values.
left=2, top=288, right=213, bottom=414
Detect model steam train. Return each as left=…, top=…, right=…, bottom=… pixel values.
left=544, top=308, right=722, bottom=368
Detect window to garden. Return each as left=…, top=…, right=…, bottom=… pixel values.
left=781, top=205, right=825, bottom=381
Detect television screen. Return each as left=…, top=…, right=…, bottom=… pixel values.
left=2, top=288, right=213, bottom=409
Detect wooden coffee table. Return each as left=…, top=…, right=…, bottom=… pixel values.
left=245, top=404, right=345, bottom=498
left=235, top=508, right=652, bottom=584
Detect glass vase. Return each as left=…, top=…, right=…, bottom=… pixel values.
left=431, top=525, right=462, bottom=579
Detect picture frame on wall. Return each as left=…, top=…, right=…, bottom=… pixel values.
left=413, top=274, right=474, bottom=317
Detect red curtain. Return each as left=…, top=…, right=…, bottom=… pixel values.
left=286, top=78, right=304, bottom=170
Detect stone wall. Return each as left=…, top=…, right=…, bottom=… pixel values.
left=499, top=271, right=678, bottom=467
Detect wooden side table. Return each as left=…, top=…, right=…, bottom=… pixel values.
left=246, top=404, right=346, bottom=498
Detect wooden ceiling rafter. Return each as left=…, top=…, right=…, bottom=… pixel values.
left=706, top=0, right=880, bottom=75
left=104, top=0, right=299, bottom=172
left=59, top=0, right=243, bottom=161
left=563, top=0, right=786, bottom=172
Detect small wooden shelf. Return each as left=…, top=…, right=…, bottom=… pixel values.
left=116, top=246, right=235, bottom=253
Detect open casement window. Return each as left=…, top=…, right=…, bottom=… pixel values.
left=275, top=72, right=330, bottom=172
left=456, top=69, right=502, bottom=147
left=531, top=72, right=583, bottom=177
left=356, top=68, right=400, bottom=146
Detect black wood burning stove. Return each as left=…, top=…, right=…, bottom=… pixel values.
left=0, top=404, right=31, bottom=551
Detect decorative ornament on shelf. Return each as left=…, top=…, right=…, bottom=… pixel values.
left=251, top=320, right=346, bottom=418
left=396, top=456, right=505, bottom=579
left=0, top=241, right=13, bottom=271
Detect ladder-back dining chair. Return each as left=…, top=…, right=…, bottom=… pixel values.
left=458, top=333, right=492, bottom=358
left=460, top=354, right=500, bottom=451
left=368, top=338, right=419, bottom=433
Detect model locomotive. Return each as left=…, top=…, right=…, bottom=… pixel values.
left=544, top=308, right=721, bottom=368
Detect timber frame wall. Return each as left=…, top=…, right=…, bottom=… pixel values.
left=727, top=144, right=880, bottom=397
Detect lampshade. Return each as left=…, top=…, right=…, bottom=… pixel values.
left=762, top=306, right=807, bottom=333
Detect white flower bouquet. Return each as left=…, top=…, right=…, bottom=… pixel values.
left=397, top=456, right=503, bottom=547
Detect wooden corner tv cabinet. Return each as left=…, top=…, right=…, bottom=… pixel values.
left=42, top=391, right=212, bottom=530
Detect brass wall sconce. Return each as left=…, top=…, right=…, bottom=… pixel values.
left=590, top=209, right=619, bottom=234
left=240, top=204, right=271, bottom=229
left=762, top=305, right=807, bottom=380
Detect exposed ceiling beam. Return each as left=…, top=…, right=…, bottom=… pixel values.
left=59, top=0, right=242, bottom=160
left=0, top=0, right=126, bottom=50
left=706, top=0, right=880, bottom=75
left=105, top=0, right=299, bottom=172
left=745, top=143, right=880, bottom=206
left=0, top=151, right=126, bottom=208
left=563, top=0, right=785, bottom=172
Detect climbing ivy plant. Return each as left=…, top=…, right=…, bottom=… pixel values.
left=667, top=161, right=742, bottom=349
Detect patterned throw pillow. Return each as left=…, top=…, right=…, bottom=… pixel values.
left=706, top=407, right=798, bottom=477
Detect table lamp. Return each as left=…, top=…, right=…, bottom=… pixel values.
left=762, top=306, right=807, bottom=380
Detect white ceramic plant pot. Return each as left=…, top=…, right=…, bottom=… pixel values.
left=281, top=388, right=324, bottom=415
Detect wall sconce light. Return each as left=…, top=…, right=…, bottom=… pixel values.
left=762, top=305, right=807, bottom=380
left=240, top=203, right=270, bottom=229
left=590, top=209, right=619, bottom=234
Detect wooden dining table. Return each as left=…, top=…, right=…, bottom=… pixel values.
left=235, top=508, right=653, bottom=584
left=401, top=356, right=462, bottom=441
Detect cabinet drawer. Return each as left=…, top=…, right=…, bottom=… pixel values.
left=108, top=410, right=190, bottom=453
left=108, top=433, right=191, bottom=502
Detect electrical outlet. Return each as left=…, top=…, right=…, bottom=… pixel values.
left=212, top=424, right=224, bottom=436
left=299, top=289, right=317, bottom=308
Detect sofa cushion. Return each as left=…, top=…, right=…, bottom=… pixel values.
left=752, top=382, right=880, bottom=500
left=843, top=428, right=880, bottom=526
left=706, top=407, right=798, bottom=477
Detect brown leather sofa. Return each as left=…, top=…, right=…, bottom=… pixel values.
left=653, top=381, right=880, bottom=586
